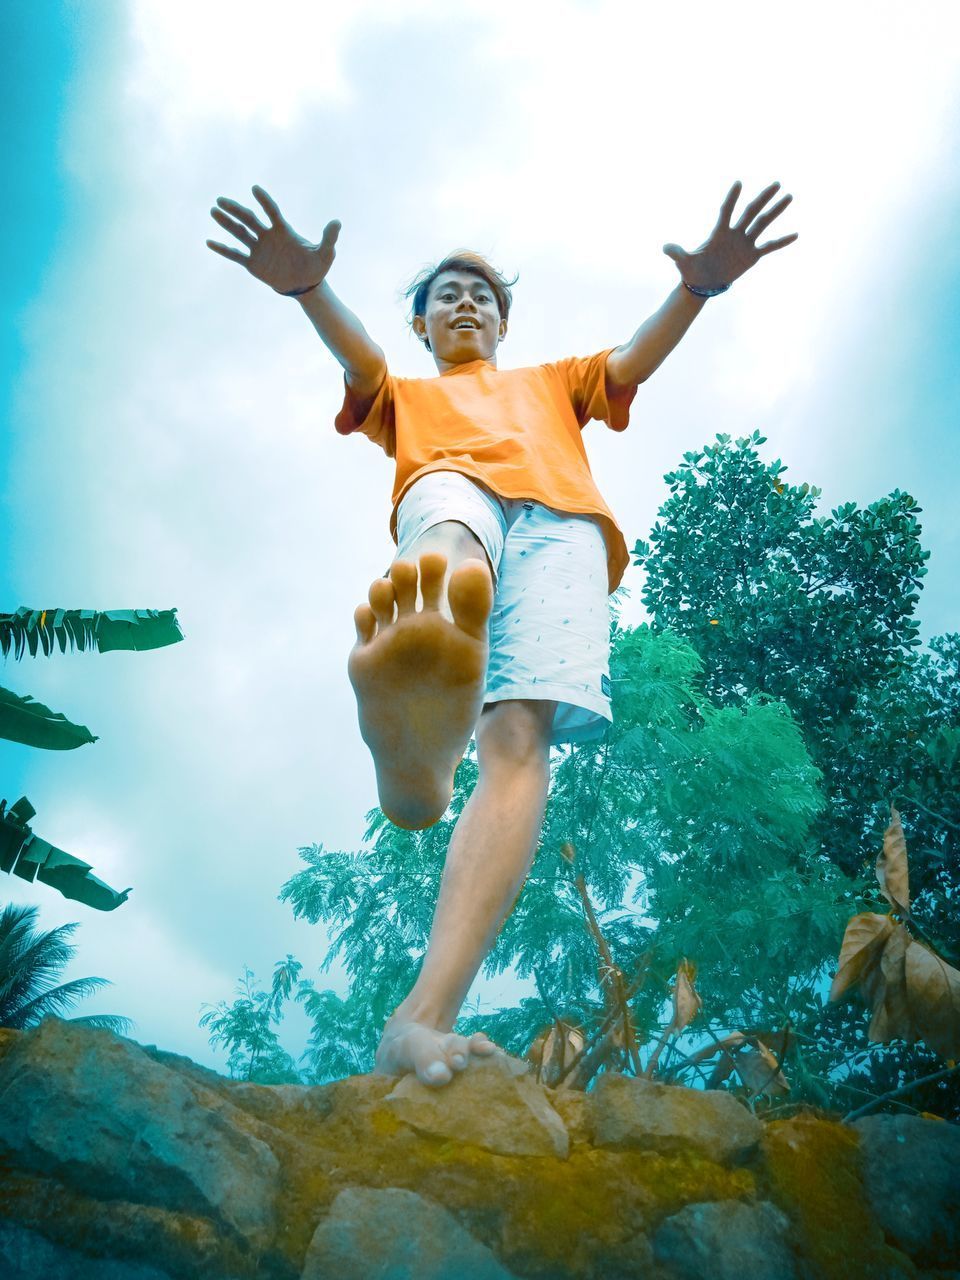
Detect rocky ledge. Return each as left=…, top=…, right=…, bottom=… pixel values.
left=0, top=1019, right=957, bottom=1279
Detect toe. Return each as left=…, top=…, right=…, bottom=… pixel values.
left=441, top=1033, right=472, bottom=1070
left=390, top=560, right=418, bottom=615
left=470, top=1032, right=498, bottom=1054
left=421, top=1059, right=453, bottom=1086
left=368, top=577, right=396, bottom=627
left=353, top=604, right=377, bottom=644
left=448, top=560, right=494, bottom=638
left=418, top=552, right=448, bottom=611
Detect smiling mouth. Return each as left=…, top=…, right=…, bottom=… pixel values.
left=451, top=320, right=481, bottom=330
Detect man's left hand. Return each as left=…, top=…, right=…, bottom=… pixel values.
left=662, top=180, right=798, bottom=291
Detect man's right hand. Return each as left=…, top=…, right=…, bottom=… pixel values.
left=206, top=185, right=340, bottom=296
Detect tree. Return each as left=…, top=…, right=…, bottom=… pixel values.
left=0, top=901, right=131, bottom=1032
left=199, top=958, right=303, bottom=1083
left=629, top=431, right=943, bottom=873
left=631, top=432, right=960, bottom=1116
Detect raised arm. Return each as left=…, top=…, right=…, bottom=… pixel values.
left=206, top=185, right=386, bottom=398
left=606, top=180, right=797, bottom=391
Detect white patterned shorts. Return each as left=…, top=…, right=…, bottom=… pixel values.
left=391, top=470, right=613, bottom=747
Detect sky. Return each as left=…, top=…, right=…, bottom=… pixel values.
left=1, top=0, right=958, bottom=1071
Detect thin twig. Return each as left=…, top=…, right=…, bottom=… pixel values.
left=656, top=1040, right=712, bottom=1088
left=831, top=1078, right=922, bottom=1117
left=842, top=1062, right=960, bottom=1124
left=551, top=965, right=650, bottom=1089
left=893, top=792, right=960, bottom=835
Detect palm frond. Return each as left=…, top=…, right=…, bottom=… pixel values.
left=68, top=1012, right=135, bottom=1035
left=7, top=975, right=113, bottom=1028
left=0, top=686, right=98, bottom=750
left=0, top=797, right=131, bottom=910
left=0, top=607, right=184, bottom=660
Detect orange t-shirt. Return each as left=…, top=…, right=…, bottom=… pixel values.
left=334, top=347, right=637, bottom=593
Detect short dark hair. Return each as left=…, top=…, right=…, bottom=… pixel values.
left=403, top=251, right=518, bottom=349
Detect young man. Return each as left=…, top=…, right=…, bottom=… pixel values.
left=207, top=180, right=797, bottom=1088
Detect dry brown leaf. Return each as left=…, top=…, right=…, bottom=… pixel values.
left=670, top=959, right=703, bottom=1033
left=829, top=912, right=895, bottom=1002
left=706, top=1052, right=737, bottom=1089
left=876, top=805, right=910, bottom=917
left=734, top=1043, right=790, bottom=1097
left=559, top=842, right=577, bottom=865
left=747, top=1025, right=796, bottom=1057
left=868, top=923, right=915, bottom=1044
left=905, top=938, right=960, bottom=1060
left=686, top=1031, right=747, bottom=1067
left=530, top=1019, right=587, bottom=1086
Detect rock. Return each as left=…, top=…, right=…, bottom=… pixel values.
left=763, top=1113, right=916, bottom=1280
left=0, top=1018, right=279, bottom=1248
left=586, top=1072, right=762, bottom=1163
left=302, top=1186, right=517, bottom=1279
left=0, top=1220, right=173, bottom=1280
left=382, top=1050, right=570, bottom=1158
left=854, top=1113, right=960, bottom=1267
left=545, top=1086, right=590, bottom=1144
left=0, top=1023, right=956, bottom=1279
left=652, top=1199, right=797, bottom=1280
left=228, top=1081, right=335, bottom=1127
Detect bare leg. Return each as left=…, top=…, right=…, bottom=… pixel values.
left=375, top=699, right=556, bottom=1087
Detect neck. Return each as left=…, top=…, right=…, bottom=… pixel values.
left=433, top=352, right=498, bottom=374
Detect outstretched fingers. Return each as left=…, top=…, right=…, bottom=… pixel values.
left=210, top=206, right=256, bottom=248
left=252, top=184, right=283, bottom=227
left=717, top=179, right=743, bottom=228
left=205, top=239, right=248, bottom=265
left=757, top=231, right=799, bottom=257
left=734, top=181, right=782, bottom=232
left=746, top=192, right=793, bottom=240
left=215, top=195, right=267, bottom=235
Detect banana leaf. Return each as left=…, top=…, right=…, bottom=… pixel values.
left=0, top=797, right=130, bottom=911
left=0, top=685, right=98, bottom=749
left=0, top=607, right=183, bottom=660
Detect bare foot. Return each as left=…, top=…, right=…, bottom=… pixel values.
left=348, top=551, right=493, bottom=829
left=374, top=1016, right=499, bottom=1088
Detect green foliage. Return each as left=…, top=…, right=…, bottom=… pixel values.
left=630, top=430, right=941, bottom=875
left=199, top=958, right=303, bottom=1083
left=0, top=603, right=183, bottom=909
left=0, top=902, right=131, bottom=1033
left=0, top=797, right=130, bottom=911
left=0, top=607, right=184, bottom=660
left=0, top=687, right=98, bottom=750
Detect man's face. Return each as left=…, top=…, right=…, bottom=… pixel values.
left=415, top=270, right=507, bottom=366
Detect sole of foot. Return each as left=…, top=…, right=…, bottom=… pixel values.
left=374, top=1018, right=500, bottom=1088
left=348, top=551, right=493, bottom=829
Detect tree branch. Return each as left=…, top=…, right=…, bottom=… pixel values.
left=842, top=1061, right=960, bottom=1124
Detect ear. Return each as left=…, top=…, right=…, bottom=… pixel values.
left=498, top=317, right=508, bottom=344
left=413, top=314, right=429, bottom=345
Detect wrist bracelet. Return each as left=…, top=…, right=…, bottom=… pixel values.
left=684, top=280, right=731, bottom=298
left=279, top=282, right=320, bottom=297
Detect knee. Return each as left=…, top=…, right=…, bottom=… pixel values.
left=477, top=700, right=555, bottom=773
